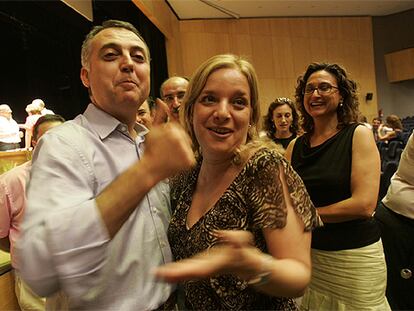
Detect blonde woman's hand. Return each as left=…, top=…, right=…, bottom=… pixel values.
left=154, top=230, right=266, bottom=283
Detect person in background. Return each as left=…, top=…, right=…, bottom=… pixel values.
left=136, top=98, right=154, bottom=129
left=263, top=97, right=300, bottom=149
left=160, top=76, right=189, bottom=122
left=16, top=20, right=194, bottom=310
left=372, top=117, right=382, bottom=142
left=378, top=114, right=404, bottom=143
left=22, top=103, right=42, bottom=149
left=286, top=62, right=389, bottom=310
left=359, top=115, right=372, bottom=130
left=375, top=130, right=414, bottom=310
left=31, top=99, right=55, bottom=116
left=0, top=104, right=21, bottom=151
left=155, top=54, right=321, bottom=311
left=0, top=114, right=65, bottom=311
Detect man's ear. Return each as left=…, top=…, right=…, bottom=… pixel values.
left=80, top=68, right=90, bottom=88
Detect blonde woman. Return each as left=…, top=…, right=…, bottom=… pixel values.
left=155, top=54, right=321, bottom=310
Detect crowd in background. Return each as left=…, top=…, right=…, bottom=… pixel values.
left=0, top=99, right=55, bottom=151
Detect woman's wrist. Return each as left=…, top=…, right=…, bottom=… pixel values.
left=247, top=253, right=274, bottom=287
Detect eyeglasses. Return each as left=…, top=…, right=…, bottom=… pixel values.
left=162, top=91, right=186, bottom=103
left=303, top=83, right=339, bottom=95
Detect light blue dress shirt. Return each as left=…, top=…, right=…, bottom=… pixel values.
left=16, top=104, right=174, bottom=310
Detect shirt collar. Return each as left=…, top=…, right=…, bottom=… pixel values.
left=83, top=104, right=148, bottom=140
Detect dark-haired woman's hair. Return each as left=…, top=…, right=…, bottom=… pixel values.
left=385, top=114, right=403, bottom=130
left=294, top=62, right=360, bottom=134
left=263, top=97, right=299, bottom=139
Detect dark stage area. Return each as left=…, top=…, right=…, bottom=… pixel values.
left=0, top=0, right=168, bottom=123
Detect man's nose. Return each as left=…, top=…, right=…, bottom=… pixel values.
left=172, top=97, right=181, bottom=107
left=120, top=54, right=134, bottom=73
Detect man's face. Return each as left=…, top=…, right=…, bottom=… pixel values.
left=161, top=78, right=188, bottom=121
left=136, top=100, right=153, bottom=128
left=372, top=119, right=381, bottom=129
left=80, top=27, right=150, bottom=124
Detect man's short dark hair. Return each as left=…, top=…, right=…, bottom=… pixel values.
left=81, top=20, right=150, bottom=69
left=33, top=114, right=65, bottom=141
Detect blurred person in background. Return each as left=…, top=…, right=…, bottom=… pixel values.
left=375, top=131, right=414, bottom=310
left=263, top=97, right=300, bottom=150
left=372, top=117, right=382, bottom=142
left=0, top=104, right=21, bottom=151
left=0, top=114, right=65, bottom=311
left=22, top=103, right=42, bottom=149
left=31, top=99, right=55, bottom=115
left=378, top=114, right=404, bottom=143
left=359, top=115, right=372, bottom=130
left=160, top=76, right=189, bottom=122
left=136, top=98, right=154, bottom=129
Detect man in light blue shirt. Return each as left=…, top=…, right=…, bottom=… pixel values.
left=16, top=20, right=195, bottom=310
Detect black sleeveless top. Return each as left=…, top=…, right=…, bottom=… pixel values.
left=272, top=134, right=297, bottom=149
left=291, top=123, right=380, bottom=250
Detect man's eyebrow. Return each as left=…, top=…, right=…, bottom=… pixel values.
left=99, top=43, right=147, bottom=55
left=99, top=43, right=120, bottom=52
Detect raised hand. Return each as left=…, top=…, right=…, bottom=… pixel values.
left=154, top=230, right=265, bottom=283
left=152, top=98, right=170, bottom=125
left=142, top=121, right=195, bottom=181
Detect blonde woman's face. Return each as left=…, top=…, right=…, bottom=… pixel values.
left=192, top=68, right=251, bottom=160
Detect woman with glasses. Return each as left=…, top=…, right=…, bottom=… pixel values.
left=263, top=97, right=300, bottom=150
left=285, top=62, right=390, bottom=310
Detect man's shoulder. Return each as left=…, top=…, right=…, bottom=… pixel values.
left=47, top=115, right=94, bottom=141
left=0, top=161, right=31, bottom=189
left=34, top=115, right=99, bottom=162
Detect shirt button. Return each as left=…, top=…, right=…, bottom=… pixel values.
left=160, top=241, right=166, bottom=247
left=401, top=268, right=412, bottom=279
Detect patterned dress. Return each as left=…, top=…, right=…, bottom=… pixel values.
left=169, top=148, right=321, bottom=310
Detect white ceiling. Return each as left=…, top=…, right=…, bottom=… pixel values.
left=166, top=0, right=414, bottom=20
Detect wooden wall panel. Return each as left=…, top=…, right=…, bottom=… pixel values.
left=291, top=38, right=313, bottom=75
left=340, top=17, right=360, bottom=39
left=271, top=37, right=295, bottom=79
left=177, top=16, right=378, bottom=122
left=384, top=48, right=414, bottom=82
left=288, top=19, right=309, bottom=38
left=309, top=39, right=329, bottom=63
left=270, top=19, right=290, bottom=37
left=251, top=35, right=275, bottom=78
left=249, top=19, right=272, bottom=35
left=307, top=18, right=326, bottom=39
left=0, top=271, right=20, bottom=311
left=228, top=19, right=250, bottom=34
left=134, top=1, right=378, bottom=122
left=229, top=34, right=253, bottom=60
left=358, top=18, right=373, bottom=41
left=259, top=78, right=278, bottom=118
